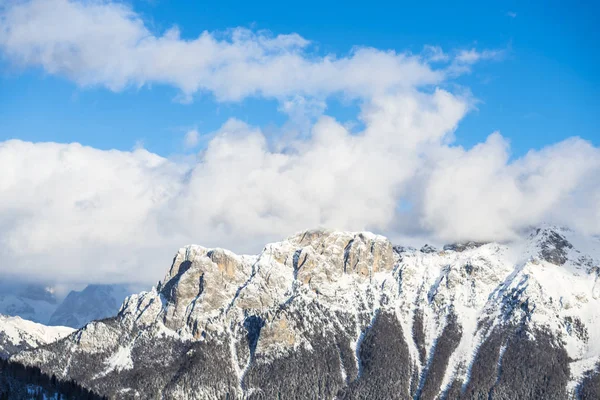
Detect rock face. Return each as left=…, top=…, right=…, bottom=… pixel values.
left=0, top=314, right=73, bottom=358
left=12, top=227, right=600, bottom=399
left=48, top=284, right=132, bottom=328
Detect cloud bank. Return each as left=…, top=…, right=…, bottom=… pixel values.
left=0, top=0, right=598, bottom=289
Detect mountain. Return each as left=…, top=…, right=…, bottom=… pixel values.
left=0, top=285, right=59, bottom=324
left=48, top=284, right=132, bottom=328
left=12, top=227, right=600, bottom=399
left=0, top=315, right=73, bottom=358
left=0, top=283, right=131, bottom=329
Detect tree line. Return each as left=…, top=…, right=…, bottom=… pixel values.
left=0, top=357, right=106, bottom=400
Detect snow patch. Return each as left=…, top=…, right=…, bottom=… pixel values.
left=100, top=344, right=134, bottom=376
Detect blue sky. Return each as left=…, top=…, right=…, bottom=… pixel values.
left=1, top=0, right=598, bottom=157
left=0, top=0, right=599, bottom=287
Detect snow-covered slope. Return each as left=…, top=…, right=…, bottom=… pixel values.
left=0, top=315, right=73, bottom=358
left=13, top=227, right=600, bottom=399
left=48, top=284, right=132, bottom=328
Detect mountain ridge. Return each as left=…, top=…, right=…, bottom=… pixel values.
left=12, top=226, right=600, bottom=399
left=49, top=284, right=132, bottom=328
left=0, top=314, right=73, bottom=358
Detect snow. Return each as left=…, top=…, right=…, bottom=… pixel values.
left=106, top=344, right=134, bottom=372
left=568, top=357, right=599, bottom=394
left=13, top=226, right=600, bottom=399
left=0, top=314, right=73, bottom=347
left=95, top=343, right=134, bottom=378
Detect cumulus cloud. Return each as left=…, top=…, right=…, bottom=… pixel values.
left=0, top=140, right=184, bottom=284
left=419, top=134, right=600, bottom=241
left=1, top=107, right=598, bottom=288
left=0, top=0, right=597, bottom=291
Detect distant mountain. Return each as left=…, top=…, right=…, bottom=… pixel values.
left=0, top=284, right=58, bottom=324
left=0, top=283, right=132, bottom=329
left=0, top=314, right=73, bottom=358
left=12, top=227, right=600, bottom=399
left=48, top=285, right=131, bottom=328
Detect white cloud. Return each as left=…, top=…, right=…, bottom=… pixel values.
left=183, top=129, right=200, bottom=149
left=418, top=134, right=600, bottom=241
left=422, top=45, right=450, bottom=63
left=1, top=105, right=599, bottom=288
left=0, top=0, right=444, bottom=101
left=454, top=48, right=505, bottom=65
left=0, top=0, right=502, bottom=103
left=0, top=140, right=185, bottom=285
left=0, top=0, right=597, bottom=292
left=444, top=48, right=507, bottom=77
left=506, top=11, right=518, bottom=18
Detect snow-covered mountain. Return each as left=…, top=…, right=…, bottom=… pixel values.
left=12, top=226, right=600, bottom=399
left=0, top=282, right=132, bottom=328
left=48, top=284, right=132, bottom=328
left=0, top=285, right=59, bottom=324
left=0, top=315, right=73, bottom=358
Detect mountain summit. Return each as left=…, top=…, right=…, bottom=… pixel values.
left=48, top=284, right=131, bottom=328
left=13, top=228, right=600, bottom=399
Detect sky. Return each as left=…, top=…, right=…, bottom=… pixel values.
left=0, top=0, right=598, bottom=291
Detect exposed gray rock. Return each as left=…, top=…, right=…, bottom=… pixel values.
left=443, top=241, right=488, bottom=252
left=532, top=227, right=574, bottom=266
left=420, top=244, right=438, bottom=254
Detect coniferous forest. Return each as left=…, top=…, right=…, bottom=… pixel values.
left=0, top=358, right=106, bottom=400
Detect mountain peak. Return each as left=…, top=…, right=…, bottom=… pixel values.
left=48, top=284, right=131, bottom=328
left=12, top=228, right=600, bottom=399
